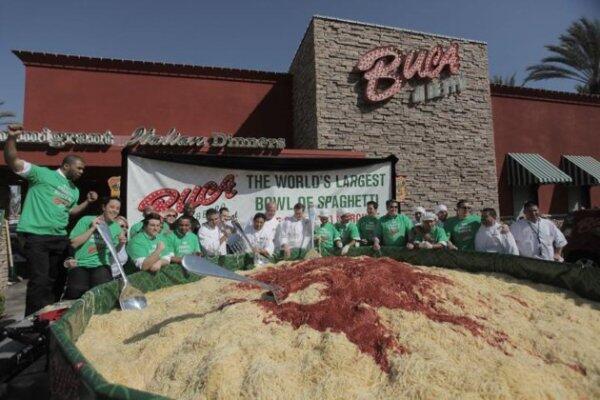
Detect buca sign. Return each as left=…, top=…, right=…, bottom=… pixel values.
left=356, top=42, right=461, bottom=102
left=0, top=127, right=114, bottom=148
left=138, top=175, right=238, bottom=213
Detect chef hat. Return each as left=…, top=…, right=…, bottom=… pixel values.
left=435, top=204, right=448, bottom=214
left=422, top=212, right=437, bottom=221
left=414, top=206, right=426, bottom=214
left=318, top=209, right=331, bottom=217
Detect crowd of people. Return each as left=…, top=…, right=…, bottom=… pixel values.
left=3, top=125, right=568, bottom=316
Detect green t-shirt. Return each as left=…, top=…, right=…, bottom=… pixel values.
left=130, top=220, right=170, bottom=237
left=69, top=216, right=121, bottom=268
left=314, top=222, right=340, bottom=250
left=126, top=231, right=171, bottom=262
left=375, top=214, right=413, bottom=247
left=335, top=222, right=361, bottom=245
left=17, top=165, right=79, bottom=235
left=444, top=214, right=481, bottom=251
left=165, top=231, right=201, bottom=257
left=357, top=215, right=379, bottom=244
left=411, top=225, right=449, bottom=244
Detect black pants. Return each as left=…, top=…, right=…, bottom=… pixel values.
left=20, top=233, right=70, bottom=316
left=64, top=266, right=113, bottom=300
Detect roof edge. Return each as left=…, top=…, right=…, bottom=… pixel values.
left=312, top=15, right=487, bottom=45
left=491, top=83, right=600, bottom=105
left=12, top=50, right=290, bottom=83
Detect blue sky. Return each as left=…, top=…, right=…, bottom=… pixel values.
left=1, top=0, right=598, bottom=121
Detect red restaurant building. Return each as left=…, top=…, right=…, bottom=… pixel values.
left=1, top=16, right=599, bottom=218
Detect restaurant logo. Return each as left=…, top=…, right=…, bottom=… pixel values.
left=0, top=127, right=114, bottom=148
left=137, top=174, right=238, bottom=213
left=356, top=43, right=461, bottom=103
left=410, top=75, right=466, bottom=104
left=126, top=127, right=286, bottom=149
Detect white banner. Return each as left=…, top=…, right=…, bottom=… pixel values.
left=126, top=155, right=393, bottom=224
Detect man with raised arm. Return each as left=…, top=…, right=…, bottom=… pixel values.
left=3, top=124, right=98, bottom=315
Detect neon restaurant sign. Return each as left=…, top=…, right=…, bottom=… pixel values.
left=356, top=42, right=461, bottom=103
left=0, top=127, right=286, bottom=150
left=126, top=128, right=286, bottom=149
left=0, top=128, right=114, bottom=148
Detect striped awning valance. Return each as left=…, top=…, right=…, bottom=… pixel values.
left=506, top=153, right=572, bottom=186
left=560, top=155, right=600, bottom=186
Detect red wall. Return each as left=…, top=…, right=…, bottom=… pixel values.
left=10, top=65, right=294, bottom=166
left=491, top=91, right=600, bottom=215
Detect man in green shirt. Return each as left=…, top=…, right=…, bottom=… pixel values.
left=129, top=206, right=170, bottom=237
left=164, top=216, right=202, bottom=264
left=373, top=200, right=413, bottom=250
left=314, top=210, right=341, bottom=253
left=407, top=212, right=449, bottom=250
left=444, top=199, right=482, bottom=251
left=3, top=125, right=98, bottom=315
left=357, top=201, right=380, bottom=245
left=126, top=213, right=173, bottom=272
left=335, top=209, right=360, bottom=254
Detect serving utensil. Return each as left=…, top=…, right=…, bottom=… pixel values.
left=97, top=221, right=148, bottom=311
left=304, top=205, right=321, bottom=259
left=182, top=255, right=282, bottom=304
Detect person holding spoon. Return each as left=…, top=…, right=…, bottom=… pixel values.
left=64, top=197, right=126, bottom=299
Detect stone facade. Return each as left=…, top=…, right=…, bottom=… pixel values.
left=290, top=16, right=499, bottom=211
left=289, top=22, right=319, bottom=149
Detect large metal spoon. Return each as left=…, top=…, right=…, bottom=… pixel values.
left=182, top=255, right=283, bottom=304
left=304, top=205, right=321, bottom=259
left=231, top=218, right=270, bottom=266
left=97, top=221, right=148, bottom=311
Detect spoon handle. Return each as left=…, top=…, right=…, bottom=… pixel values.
left=97, top=222, right=130, bottom=285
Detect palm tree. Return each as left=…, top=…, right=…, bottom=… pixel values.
left=525, top=18, right=600, bottom=94
left=490, top=73, right=520, bottom=86
left=0, top=101, right=16, bottom=127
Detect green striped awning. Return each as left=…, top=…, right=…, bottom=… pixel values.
left=506, top=153, right=572, bottom=186
left=560, top=155, right=600, bottom=186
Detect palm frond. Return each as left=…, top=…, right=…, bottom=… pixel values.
left=490, top=72, right=520, bottom=86
left=525, top=18, right=600, bottom=94
left=525, top=64, right=589, bottom=84
left=0, top=111, right=16, bottom=119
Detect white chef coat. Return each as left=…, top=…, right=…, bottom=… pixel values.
left=475, top=223, right=519, bottom=255
left=279, top=216, right=310, bottom=249
left=198, top=223, right=227, bottom=256
left=510, top=218, right=567, bottom=261
left=245, top=216, right=280, bottom=246
left=243, top=224, right=275, bottom=255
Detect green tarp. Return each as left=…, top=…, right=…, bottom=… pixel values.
left=49, top=249, right=600, bottom=400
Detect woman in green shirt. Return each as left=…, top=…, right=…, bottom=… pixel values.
left=64, top=197, right=126, bottom=299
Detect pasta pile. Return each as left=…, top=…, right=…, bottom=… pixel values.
left=76, top=257, right=600, bottom=399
